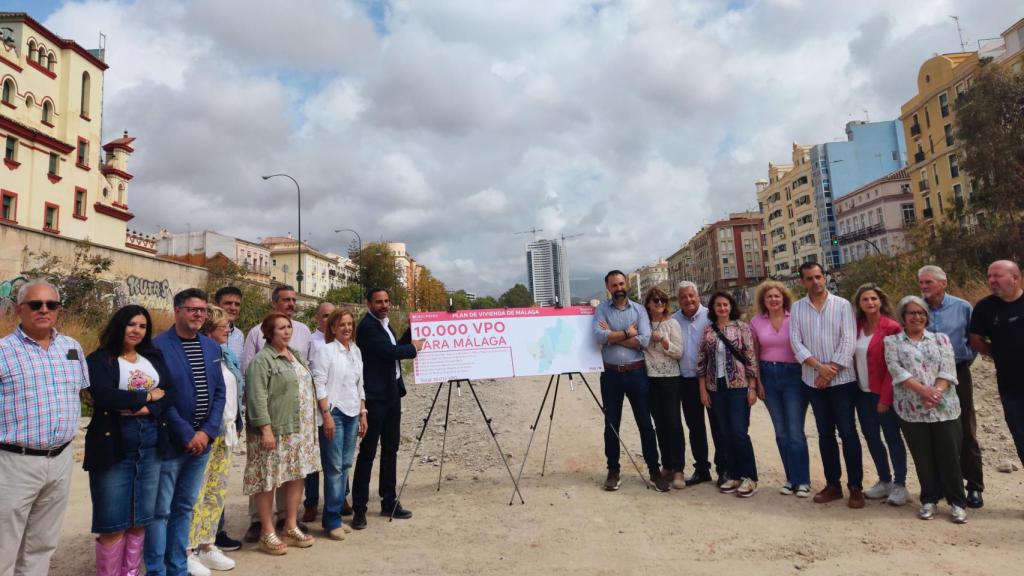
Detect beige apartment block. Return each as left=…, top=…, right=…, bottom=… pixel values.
left=834, top=168, right=915, bottom=264
left=630, top=258, right=668, bottom=300
left=757, top=144, right=819, bottom=277
left=668, top=212, right=767, bottom=297
left=0, top=12, right=151, bottom=254
left=899, top=17, right=1023, bottom=227
left=262, top=235, right=351, bottom=298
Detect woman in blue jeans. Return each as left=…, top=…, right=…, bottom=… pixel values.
left=698, top=291, right=760, bottom=497
left=311, top=308, right=368, bottom=540
left=852, top=283, right=908, bottom=505
left=750, top=281, right=811, bottom=497
left=85, top=305, right=170, bottom=576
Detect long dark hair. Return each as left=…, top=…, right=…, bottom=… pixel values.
left=99, top=305, right=155, bottom=357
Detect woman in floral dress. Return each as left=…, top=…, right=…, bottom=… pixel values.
left=244, top=313, right=329, bottom=555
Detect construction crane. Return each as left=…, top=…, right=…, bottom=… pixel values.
left=560, top=232, right=583, bottom=244
left=514, top=227, right=544, bottom=241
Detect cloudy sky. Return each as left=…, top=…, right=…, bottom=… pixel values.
left=15, top=0, right=1022, bottom=298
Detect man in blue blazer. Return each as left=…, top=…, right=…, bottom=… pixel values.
left=351, top=288, right=424, bottom=530
left=148, top=288, right=226, bottom=576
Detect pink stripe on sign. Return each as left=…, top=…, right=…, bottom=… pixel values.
left=410, top=306, right=595, bottom=323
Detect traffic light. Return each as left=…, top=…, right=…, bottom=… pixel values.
left=831, top=238, right=839, bottom=247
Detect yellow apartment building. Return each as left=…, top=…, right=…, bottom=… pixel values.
left=899, top=17, right=1024, bottom=226
left=757, top=143, right=818, bottom=278
left=262, top=235, right=351, bottom=299
left=0, top=12, right=152, bottom=253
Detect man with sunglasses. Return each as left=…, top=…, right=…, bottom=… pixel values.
left=0, top=280, right=89, bottom=576
left=149, top=288, right=226, bottom=576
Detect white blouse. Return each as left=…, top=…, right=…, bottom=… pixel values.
left=311, top=340, right=366, bottom=422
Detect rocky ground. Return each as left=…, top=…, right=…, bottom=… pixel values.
left=52, top=359, right=1023, bottom=575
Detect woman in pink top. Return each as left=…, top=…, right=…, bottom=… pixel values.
left=750, top=281, right=810, bottom=497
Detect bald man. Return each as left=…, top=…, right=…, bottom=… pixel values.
left=969, top=260, right=1024, bottom=468
left=303, top=301, right=336, bottom=522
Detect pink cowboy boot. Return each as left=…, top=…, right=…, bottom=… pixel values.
left=95, top=537, right=125, bottom=576
left=120, top=531, right=145, bottom=576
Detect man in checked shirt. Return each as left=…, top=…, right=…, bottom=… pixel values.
left=0, top=280, right=90, bottom=576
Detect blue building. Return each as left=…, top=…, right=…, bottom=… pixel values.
left=809, top=121, right=908, bottom=268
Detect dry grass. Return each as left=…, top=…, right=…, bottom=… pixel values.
left=0, top=308, right=176, bottom=353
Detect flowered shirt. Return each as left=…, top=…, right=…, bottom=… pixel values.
left=883, top=330, right=960, bottom=423
left=697, top=321, right=758, bottom=390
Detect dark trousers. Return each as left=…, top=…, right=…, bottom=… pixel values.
left=955, top=361, right=984, bottom=491
left=599, top=368, right=661, bottom=473
left=1000, top=386, right=1024, bottom=467
left=649, top=376, right=685, bottom=472
left=680, top=376, right=726, bottom=476
left=352, top=397, right=401, bottom=513
left=710, top=382, right=758, bottom=481
left=304, top=473, right=320, bottom=508
left=854, top=388, right=907, bottom=485
left=899, top=417, right=967, bottom=507
left=807, top=381, right=863, bottom=490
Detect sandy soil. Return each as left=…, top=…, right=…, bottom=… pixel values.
left=51, top=359, right=1024, bottom=575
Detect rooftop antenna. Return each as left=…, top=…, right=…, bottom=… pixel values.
left=950, top=16, right=966, bottom=52
left=514, top=227, right=544, bottom=242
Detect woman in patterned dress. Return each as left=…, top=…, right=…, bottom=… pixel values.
left=244, top=313, right=328, bottom=555
left=884, top=295, right=968, bottom=524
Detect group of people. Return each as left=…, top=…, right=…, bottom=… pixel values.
left=593, top=260, right=1024, bottom=526
left=0, top=281, right=421, bottom=576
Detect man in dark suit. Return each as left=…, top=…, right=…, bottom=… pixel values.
left=148, top=288, right=226, bottom=576
left=351, top=288, right=424, bottom=530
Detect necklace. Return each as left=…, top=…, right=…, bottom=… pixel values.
left=122, top=351, right=139, bottom=362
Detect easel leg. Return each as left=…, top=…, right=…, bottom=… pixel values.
left=392, top=381, right=445, bottom=522
left=436, top=381, right=455, bottom=491
left=464, top=380, right=526, bottom=505
left=577, top=372, right=651, bottom=489
left=510, top=374, right=555, bottom=505
left=540, top=375, right=561, bottom=477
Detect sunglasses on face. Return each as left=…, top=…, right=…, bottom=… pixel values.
left=25, top=300, right=62, bottom=311
left=650, top=298, right=666, bottom=304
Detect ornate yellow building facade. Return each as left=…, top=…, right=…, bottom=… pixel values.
left=0, top=12, right=152, bottom=254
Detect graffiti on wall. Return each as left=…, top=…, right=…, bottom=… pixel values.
left=0, top=275, right=28, bottom=311
left=125, top=276, right=171, bottom=301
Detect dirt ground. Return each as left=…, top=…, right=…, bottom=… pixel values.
left=51, top=359, right=1024, bottom=575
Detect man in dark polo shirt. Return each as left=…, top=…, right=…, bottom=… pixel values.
left=970, top=260, right=1024, bottom=470
left=592, top=270, right=669, bottom=492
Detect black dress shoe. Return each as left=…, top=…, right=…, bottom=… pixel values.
left=684, top=471, right=712, bottom=487
left=342, top=499, right=353, bottom=517
left=352, top=510, right=367, bottom=530
left=382, top=501, right=413, bottom=519
left=966, top=490, right=984, bottom=509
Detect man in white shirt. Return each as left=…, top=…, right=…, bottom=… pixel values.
left=789, top=262, right=863, bottom=508
left=302, top=301, right=335, bottom=523
left=241, top=285, right=314, bottom=542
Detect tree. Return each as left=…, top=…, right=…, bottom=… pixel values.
left=21, top=241, right=117, bottom=326
left=499, top=283, right=534, bottom=308
left=414, top=266, right=448, bottom=311
left=204, top=257, right=271, bottom=332
left=358, top=242, right=407, bottom=309
left=323, top=284, right=365, bottom=305
left=471, top=295, right=500, bottom=309
left=449, top=289, right=472, bottom=311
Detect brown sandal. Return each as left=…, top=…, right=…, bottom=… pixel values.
left=259, top=532, right=288, bottom=556
left=282, top=527, right=314, bottom=548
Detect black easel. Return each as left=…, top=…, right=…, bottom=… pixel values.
left=392, top=378, right=526, bottom=521
left=510, top=371, right=650, bottom=504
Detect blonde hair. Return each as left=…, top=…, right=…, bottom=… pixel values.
left=754, top=280, right=794, bottom=316
left=201, top=304, right=229, bottom=335
left=324, top=308, right=357, bottom=344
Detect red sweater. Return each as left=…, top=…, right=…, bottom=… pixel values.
left=857, top=315, right=903, bottom=407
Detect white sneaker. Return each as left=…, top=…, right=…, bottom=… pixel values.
left=863, top=481, right=892, bottom=499
left=187, top=553, right=212, bottom=576
left=795, top=484, right=812, bottom=498
left=197, top=546, right=235, bottom=571
left=779, top=483, right=794, bottom=496
left=951, top=505, right=968, bottom=524
left=918, top=503, right=936, bottom=520
left=737, top=478, right=758, bottom=498
left=887, top=484, right=908, bottom=506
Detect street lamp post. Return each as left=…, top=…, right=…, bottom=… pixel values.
left=262, top=173, right=303, bottom=294
left=334, top=228, right=363, bottom=286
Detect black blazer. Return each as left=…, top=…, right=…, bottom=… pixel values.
left=355, top=312, right=417, bottom=403
left=83, top=347, right=172, bottom=472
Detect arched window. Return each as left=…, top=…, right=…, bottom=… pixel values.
left=47, top=52, right=55, bottom=72
left=25, top=95, right=33, bottom=109
left=37, top=47, right=45, bottom=66
left=27, top=41, right=37, bottom=61
left=117, top=184, right=125, bottom=204
left=1, top=79, right=13, bottom=104
left=80, top=71, right=91, bottom=117
left=42, top=100, right=53, bottom=123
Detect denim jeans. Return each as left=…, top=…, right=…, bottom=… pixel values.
left=710, top=382, right=758, bottom=481
left=806, top=381, right=863, bottom=490
left=89, top=418, right=160, bottom=533
left=759, top=361, right=809, bottom=486
left=320, top=409, right=359, bottom=531
left=600, top=368, right=660, bottom=473
left=854, top=388, right=907, bottom=485
left=144, top=450, right=210, bottom=576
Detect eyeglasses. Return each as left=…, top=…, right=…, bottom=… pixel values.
left=25, top=300, right=62, bottom=311
left=905, top=310, right=928, bottom=317
left=649, top=298, right=667, bottom=304
left=179, top=306, right=208, bottom=316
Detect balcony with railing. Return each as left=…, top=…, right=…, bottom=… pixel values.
left=918, top=179, right=930, bottom=191
left=836, top=222, right=885, bottom=244
left=910, top=123, right=922, bottom=137
left=914, top=151, right=925, bottom=163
